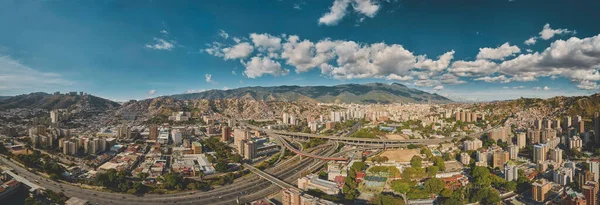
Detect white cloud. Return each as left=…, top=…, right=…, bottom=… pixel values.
left=539, top=23, right=575, bottom=40
left=526, top=49, right=533, bottom=53
left=448, top=60, right=498, bottom=77
left=0, top=56, right=73, bottom=95
left=414, top=50, right=455, bottom=71
left=533, top=87, right=541, bottom=91
left=352, top=0, right=380, bottom=17
left=385, top=74, right=413, bottom=81
left=222, top=42, right=254, bottom=60
left=543, top=86, right=551, bottom=90
left=438, top=73, right=467, bottom=84
left=184, top=89, right=207, bottom=94
left=145, top=38, right=175, bottom=51
left=318, top=0, right=380, bottom=26
left=232, top=70, right=237, bottom=75
left=250, top=33, right=282, bottom=53
left=147, top=89, right=157, bottom=96
left=474, top=75, right=511, bottom=83
left=160, top=30, right=169, bottom=35
left=577, top=80, right=600, bottom=90
left=233, top=37, right=241, bottom=43
left=222, top=86, right=230, bottom=90
left=476, top=43, right=520, bottom=60
left=413, top=79, right=441, bottom=87
left=524, top=37, right=537, bottom=45
left=512, top=86, right=525, bottom=89
left=205, top=74, right=213, bottom=83
left=433, top=85, right=444, bottom=91
left=281, top=36, right=331, bottom=72
left=219, top=29, right=229, bottom=39
left=243, top=56, right=289, bottom=78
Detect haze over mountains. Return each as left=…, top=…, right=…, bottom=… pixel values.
left=170, top=83, right=452, bottom=104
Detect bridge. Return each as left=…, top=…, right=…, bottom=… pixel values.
left=242, top=164, right=300, bottom=191
left=277, top=136, right=348, bottom=161
left=2, top=170, right=44, bottom=193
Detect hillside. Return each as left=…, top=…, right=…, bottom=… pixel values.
left=170, top=83, right=452, bottom=104
left=0, top=92, right=120, bottom=111
left=0, top=96, right=12, bottom=101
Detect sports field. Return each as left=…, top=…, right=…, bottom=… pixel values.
left=379, top=149, right=420, bottom=162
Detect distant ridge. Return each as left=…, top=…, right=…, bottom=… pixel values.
left=0, top=92, right=120, bottom=110
left=170, top=83, right=452, bottom=104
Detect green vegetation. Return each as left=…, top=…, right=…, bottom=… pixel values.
left=371, top=155, right=390, bottom=164
left=369, top=193, right=406, bottom=205
left=410, top=156, right=422, bottom=168
left=349, top=127, right=383, bottom=139
left=342, top=162, right=367, bottom=200
left=13, top=150, right=66, bottom=180
left=246, top=119, right=276, bottom=127
left=25, top=190, right=68, bottom=205
left=368, top=166, right=401, bottom=178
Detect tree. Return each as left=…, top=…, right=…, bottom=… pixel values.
left=421, top=148, right=433, bottom=159
left=351, top=161, right=367, bottom=172
left=440, top=188, right=453, bottom=198
left=370, top=193, right=406, bottom=205
left=471, top=166, right=491, bottom=187
left=424, top=178, right=445, bottom=194
left=427, top=166, right=439, bottom=177
left=432, top=157, right=446, bottom=171
left=137, top=172, right=149, bottom=179
left=504, top=181, right=517, bottom=192
left=0, top=142, right=9, bottom=154
left=392, top=181, right=411, bottom=194
left=410, top=156, right=422, bottom=168
left=215, top=160, right=229, bottom=172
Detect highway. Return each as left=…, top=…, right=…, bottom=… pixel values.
left=0, top=142, right=336, bottom=205
left=277, top=136, right=348, bottom=161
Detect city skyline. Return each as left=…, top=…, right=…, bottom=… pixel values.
left=1, top=0, right=600, bottom=102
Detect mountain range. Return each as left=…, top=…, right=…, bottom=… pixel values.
left=0, top=92, right=120, bottom=111
left=170, top=83, right=452, bottom=104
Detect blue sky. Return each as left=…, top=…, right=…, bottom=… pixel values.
left=1, top=0, right=600, bottom=102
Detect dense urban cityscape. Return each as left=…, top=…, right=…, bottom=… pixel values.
left=1, top=91, right=600, bottom=205
left=3, top=0, right=600, bottom=205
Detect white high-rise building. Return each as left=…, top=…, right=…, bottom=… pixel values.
left=553, top=168, right=572, bottom=186
left=589, top=160, right=600, bottom=183
left=460, top=152, right=471, bottom=165
left=533, top=144, right=547, bottom=163
left=171, top=129, right=183, bottom=145
left=50, top=110, right=59, bottom=124
left=549, top=148, right=563, bottom=164
left=505, top=164, right=518, bottom=182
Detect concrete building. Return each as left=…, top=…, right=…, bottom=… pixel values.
left=534, top=144, right=548, bottom=163
left=505, top=163, right=518, bottom=182
left=221, top=126, right=231, bottom=142
left=508, top=145, right=519, bottom=160
left=192, top=142, right=203, bottom=154
left=554, top=168, right=573, bottom=186
left=149, top=125, right=158, bottom=140
left=281, top=189, right=301, bottom=205
left=549, top=148, right=563, bottom=164
left=517, top=132, right=526, bottom=148
left=50, top=110, right=59, bottom=124
left=460, top=152, right=471, bottom=165
left=297, top=174, right=340, bottom=195
left=569, top=136, right=583, bottom=151
left=582, top=181, right=598, bottom=205
left=532, top=179, right=551, bottom=202
left=171, top=129, right=183, bottom=146
left=493, top=150, right=509, bottom=169
left=243, top=140, right=256, bottom=160
left=564, top=116, right=572, bottom=130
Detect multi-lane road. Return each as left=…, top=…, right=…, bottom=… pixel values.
left=0, top=141, right=338, bottom=205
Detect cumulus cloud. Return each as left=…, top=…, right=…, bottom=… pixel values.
left=205, top=74, right=213, bottom=83
left=223, top=42, right=254, bottom=60
left=160, top=30, right=169, bottom=35
left=448, top=60, right=498, bottom=77
left=539, top=24, right=575, bottom=40
left=438, top=73, right=467, bottom=84
left=524, top=37, right=537, bottom=46
left=413, top=79, right=441, bottom=87
left=433, top=85, right=444, bottom=91
left=577, top=80, right=600, bottom=90
left=476, top=43, right=521, bottom=60
left=243, top=56, right=289, bottom=78
left=385, top=74, right=413, bottom=81
left=318, top=0, right=380, bottom=26
left=250, top=33, right=282, bottom=53
left=414, top=50, right=455, bottom=71
left=474, top=75, right=511, bottom=83
left=145, top=38, right=175, bottom=51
